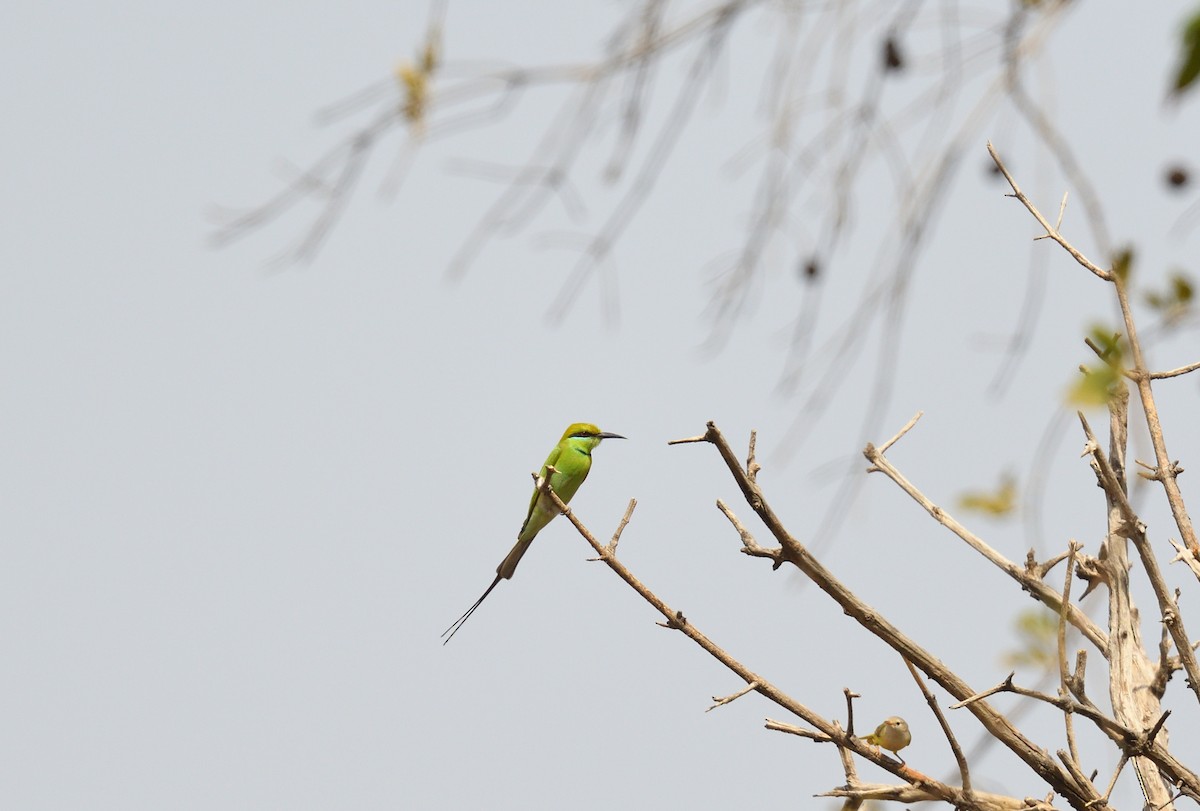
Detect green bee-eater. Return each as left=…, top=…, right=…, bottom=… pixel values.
left=441, top=423, right=625, bottom=644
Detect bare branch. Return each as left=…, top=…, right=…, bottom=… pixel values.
left=1077, top=413, right=1200, bottom=705
left=1095, top=754, right=1130, bottom=810
left=843, top=688, right=860, bottom=737
left=1053, top=752, right=1096, bottom=807
left=745, top=430, right=760, bottom=483
left=764, top=718, right=829, bottom=742
left=717, top=499, right=784, bottom=568
left=958, top=674, right=1127, bottom=740
left=1149, top=359, right=1200, bottom=380
left=875, top=410, right=923, bottom=456
left=992, top=140, right=1199, bottom=571
left=675, top=421, right=1103, bottom=808
left=544, top=488, right=900, bottom=776
left=545, top=475, right=1041, bottom=808
left=950, top=674, right=1015, bottom=710
left=708, top=681, right=758, bottom=712
left=1033, top=548, right=1071, bottom=580
left=902, top=657, right=972, bottom=797
left=1057, top=541, right=1082, bottom=767
left=865, top=430, right=1107, bottom=650
left=1077, top=399, right=1183, bottom=808
left=606, top=499, right=637, bottom=555
left=985, top=142, right=1110, bottom=280
left=1053, top=191, right=1068, bottom=231
left=1169, top=538, right=1200, bottom=579
left=819, top=782, right=1058, bottom=811
left=955, top=671, right=1200, bottom=800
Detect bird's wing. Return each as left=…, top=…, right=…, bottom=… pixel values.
left=520, top=445, right=562, bottom=529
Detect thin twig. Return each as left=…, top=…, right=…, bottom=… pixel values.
left=865, top=436, right=1107, bottom=650
left=844, top=688, right=860, bottom=737
left=607, top=499, right=637, bottom=554
left=991, top=141, right=1200, bottom=570
left=1054, top=191, right=1068, bottom=230
left=903, top=657, right=972, bottom=796
left=547, top=480, right=996, bottom=804
left=684, top=421, right=1103, bottom=807
left=1169, top=538, right=1200, bottom=579
left=545, top=488, right=921, bottom=780
left=1096, top=754, right=1130, bottom=809
left=1149, top=359, right=1200, bottom=380
left=1054, top=751, right=1096, bottom=805
left=949, top=672, right=1200, bottom=799
left=1057, top=541, right=1082, bottom=766
left=708, top=681, right=759, bottom=712
left=746, top=430, right=760, bottom=483
left=949, top=675, right=1014, bottom=710
left=717, top=499, right=784, bottom=568
left=764, top=718, right=830, bottom=742
left=875, top=410, right=923, bottom=456
left=986, top=142, right=1110, bottom=280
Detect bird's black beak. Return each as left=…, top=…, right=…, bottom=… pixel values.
left=598, top=432, right=626, bottom=440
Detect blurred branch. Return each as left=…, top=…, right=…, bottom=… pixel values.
left=211, top=2, right=1089, bottom=459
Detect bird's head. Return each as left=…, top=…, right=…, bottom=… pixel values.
left=561, top=422, right=626, bottom=450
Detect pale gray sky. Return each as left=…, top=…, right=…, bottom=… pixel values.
left=3, top=2, right=1199, bottom=809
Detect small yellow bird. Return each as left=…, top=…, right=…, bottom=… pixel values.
left=864, top=717, right=911, bottom=762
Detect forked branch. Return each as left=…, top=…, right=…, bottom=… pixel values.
left=671, top=421, right=1100, bottom=809
left=546, top=485, right=1020, bottom=808
left=988, top=142, right=1200, bottom=568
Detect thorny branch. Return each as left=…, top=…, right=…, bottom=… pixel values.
left=902, top=658, right=972, bottom=798
left=866, top=407, right=1199, bottom=801
left=535, top=408, right=1200, bottom=806
left=1055, top=542, right=1081, bottom=768
left=985, top=132, right=1200, bottom=666
left=1076, top=411, right=1200, bottom=706
left=863, top=421, right=1108, bottom=651
left=988, top=142, right=1200, bottom=568
left=953, top=672, right=1199, bottom=798
left=671, top=421, right=1104, bottom=809
left=541, top=483, right=1037, bottom=810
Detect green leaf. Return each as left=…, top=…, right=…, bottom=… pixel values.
left=1172, top=272, right=1194, bottom=303
left=1110, top=247, right=1134, bottom=282
left=1085, top=325, right=1124, bottom=365
left=958, top=474, right=1018, bottom=518
left=1003, top=608, right=1057, bottom=670
left=1068, top=364, right=1121, bottom=407
left=1171, top=10, right=1200, bottom=97
left=1067, top=326, right=1125, bottom=408
left=1144, top=270, right=1195, bottom=324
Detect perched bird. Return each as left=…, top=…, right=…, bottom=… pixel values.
left=864, top=717, right=911, bottom=762
left=441, top=423, right=625, bottom=644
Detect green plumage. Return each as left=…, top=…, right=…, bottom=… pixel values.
left=442, top=422, right=625, bottom=644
